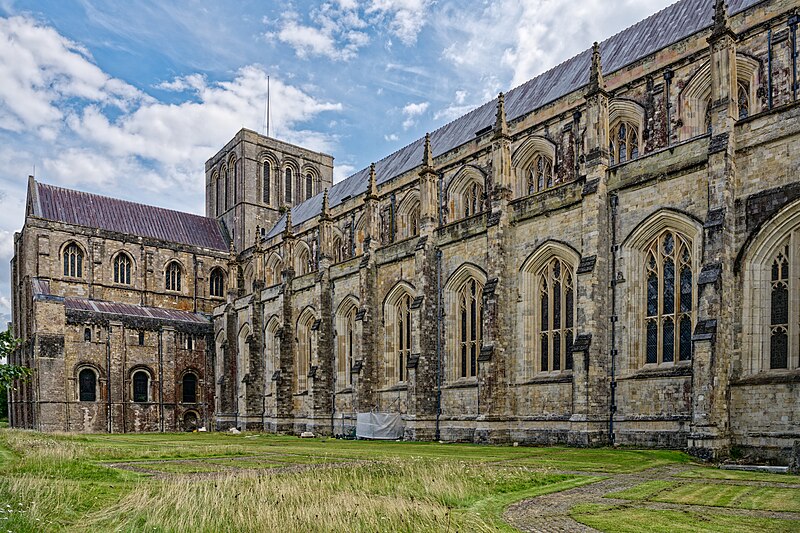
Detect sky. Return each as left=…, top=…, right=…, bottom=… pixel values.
left=0, top=0, right=677, bottom=326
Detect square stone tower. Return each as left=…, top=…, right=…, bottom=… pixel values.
left=205, top=128, right=334, bottom=251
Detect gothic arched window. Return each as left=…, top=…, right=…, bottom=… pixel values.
left=457, top=278, right=482, bottom=378
left=78, top=368, right=96, bottom=402
left=609, top=121, right=639, bottom=165
left=537, top=257, right=575, bottom=372
left=63, top=243, right=83, bottom=278
left=285, top=168, right=293, bottom=204
left=182, top=372, right=198, bottom=403
left=295, top=313, right=315, bottom=393
left=263, top=162, right=271, bottom=205
left=113, top=253, right=132, bottom=285
left=644, top=230, right=694, bottom=364
left=222, top=166, right=229, bottom=209
left=337, top=302, right=357, bottom=387
left=214, top=173, right=221, bottom=215
left=528, top=154, right=554, bottom=194
left=165, top=261, right=182, bottom=292
left=464, top=182, right=483, bottom=218
left=209, top=268, right=225, bottom=297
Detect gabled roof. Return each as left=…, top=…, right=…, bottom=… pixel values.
left=266, top=0, right=760, bottom=238
left=29, top=179, right=229, bottom=252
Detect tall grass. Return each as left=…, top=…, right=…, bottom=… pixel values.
left=88, top=460, right=573, bottom=532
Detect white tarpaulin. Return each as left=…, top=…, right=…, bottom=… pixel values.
left=355, top=412, right=404, bottom=440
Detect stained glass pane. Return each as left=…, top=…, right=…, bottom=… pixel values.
left=679, top=316, right=692, bottom=361
left=647, top=273, right=658, bottom=317
left=540, top=283, right=549, bottom=331
left=771, top=283, right=788, bottom=325
left=646, top=320, right=658, bottom=364
left=553, top=332, right=561, bottom=371
left=663, top=233, right=674, bottom=255
left=770, top=329, right=788, bottom=369
left=680, top=267, right=692, bottom=313
left=663, top=318, right=674, bottom=363
left=664, top=258, right=675, bottom=315
left=619, top=141, right=627, bottom=163
left=782, top=257, right=789, bottom=280
left=772, top=260, right=780, bottom=281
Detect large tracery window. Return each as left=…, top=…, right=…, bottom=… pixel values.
left=644, top=230, right=694, bottom=365
left=770, top=244, right=790, bottom=369
left=609, top=122, right=639, bottom=165
left=113, top=253, right=132, bottom=285
left=393, top=293, right=412, bottom=383
left=537, top=258, right=574, bottom=372
left=63, top=243, right=83, bottom=278
left=528, top=154, right=554, bottom=194
left=457, top=279, right=483, bottom=378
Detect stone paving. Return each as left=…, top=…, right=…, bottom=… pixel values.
left=504, top=464, right=800, bottom=532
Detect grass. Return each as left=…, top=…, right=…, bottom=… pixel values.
left=677, top=467, right=800, bottom=484
left=571, top=503, right=800, bottom=532
left=607, top=480, right=800, bottom=512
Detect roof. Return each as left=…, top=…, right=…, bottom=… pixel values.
left=31, top=180, right=229, bottom=252
left=64, top=297, right=210, bottom=325
left=266, top=0, right=760, bottom=238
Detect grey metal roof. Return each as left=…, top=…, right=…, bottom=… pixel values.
left=64, top=297, right=210, bottom=324
left=266, top=0, right=760, bottom=239
left=33, top=180, right=229, bottom=251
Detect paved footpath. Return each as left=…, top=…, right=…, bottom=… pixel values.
left=504, top=464, right=800, bottom=532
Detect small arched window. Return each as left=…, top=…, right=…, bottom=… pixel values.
left=182, top=372, right=198, bottom=403
left=537, top=258, right=575, bottom=372
left=138, top=331, right=145, bottom=346
left=84, top=327, right=91, bottom=342
left=527, top=154, right=554, bottom=194
left=296, top=246, right=310, bottom=276
left=738, top=81, right=750, bottom=120
left=113, top=253, right=132, bottom=285
left=132, top=370, right=149, bottom=402
left=78, top=368, right=96, bottom=402
left=210, top=268, right=225, bottom=297
left=458, top=279, right=482, bottom=378
left=644, top=230, right=694, bottom=365
left=165, top=261, right=182, bottom=292
left=232, top=158, right=238, bottom=204
left=263, top=162, right=271, bottom=205
left=63, top=243, right=83, bottom=278
left=285, top=168, right=293, bottom=203
left=305, top=173, right=314, bottom=200
left=214, top=173, right=221, bottom=215
left=463, top=182, right=483, bottom=218
left=609, top=122, right=639, bottom=165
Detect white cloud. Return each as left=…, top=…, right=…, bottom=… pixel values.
left=401, top=100, right=429, bottom=130
left=270, top=5, right=370, bottom=61
left=0, top=15, right=146, bottom=135
left=384, top=133, right=399, bottom=141
left=367, top=0, right=431, bottom=45
left=333, top=163, right=356, bottom=183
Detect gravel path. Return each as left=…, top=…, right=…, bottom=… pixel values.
left=504, top=463, right=800, bottom=532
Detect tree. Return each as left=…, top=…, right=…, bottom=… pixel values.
left=0, top=328, right=31, bottom=420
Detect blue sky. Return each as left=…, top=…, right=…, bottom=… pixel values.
left=0, top=0, right=675, bottom=325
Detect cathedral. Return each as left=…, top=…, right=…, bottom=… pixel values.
left=9, top=0, right=800, bottom=462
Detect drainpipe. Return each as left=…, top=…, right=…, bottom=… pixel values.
left=790, top=15, right=798, bottom=102
left=768, top=29, right=773, bottom=110
left=663, top=69, right=673, bottom=145
left=609, top=194, right=620, bottom=445
left=106, top=329, right=112, bottom=433
left=158, top=329, right=164, bottom=433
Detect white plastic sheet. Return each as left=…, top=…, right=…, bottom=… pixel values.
left=355, top=412, right=404, bottom=440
